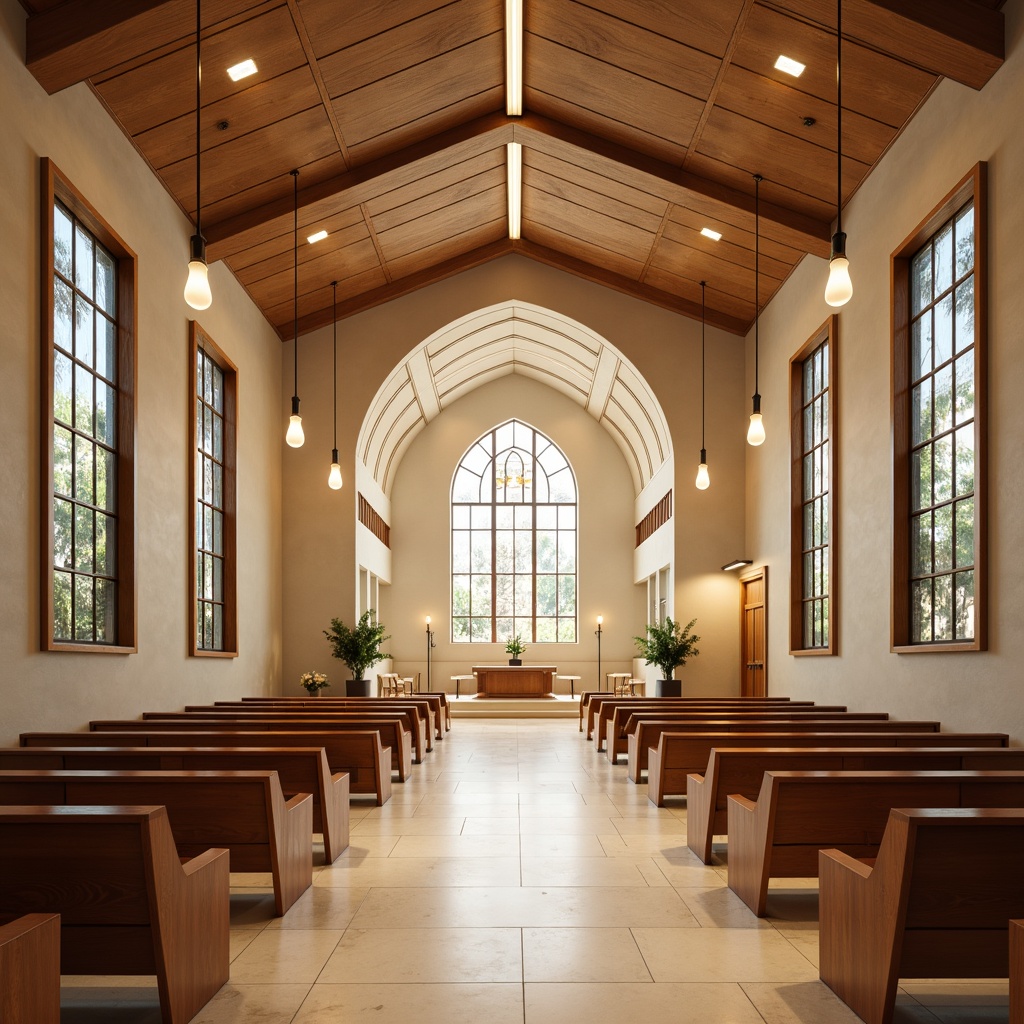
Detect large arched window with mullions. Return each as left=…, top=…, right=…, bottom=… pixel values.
left=451, top=419, right=577, bottom=644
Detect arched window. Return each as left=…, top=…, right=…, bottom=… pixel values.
left=451, top=420, right=577, bottom=643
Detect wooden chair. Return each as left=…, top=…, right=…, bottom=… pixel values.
left=0, top=805, right=229, bottom=1024
left=819, top=808, right=1024, bottom=1024
left=0, top=913, right=60, bottom=1023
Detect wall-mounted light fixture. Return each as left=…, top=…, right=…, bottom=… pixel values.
left=285, top=169, right=304, bottom=448
left=722, top=559, right=754, bottom=572
left=183, top=0, right=212, bottom=310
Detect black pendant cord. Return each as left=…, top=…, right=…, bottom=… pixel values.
left=291, top=169, right=299, bottom=402
left=836, top=0, right=842, bottom=240
left=700, top=280, right=706, bottom=452
left=332, top=280, right=339, bottom=454
left=195, top=0, right=202, bottom=241
left=754, top=174, right=762, bottom=402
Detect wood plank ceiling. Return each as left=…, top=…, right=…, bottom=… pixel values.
left=22, top=0, right=1005, bottom=338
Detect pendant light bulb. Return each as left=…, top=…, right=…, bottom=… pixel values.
left=285, top=169, right=303, bottom=449
left=184, top=248, right=211, bottom=310
left=747, top=411, right=766, bottom=446
left=825, top=232, right=853, bottom=306
left=696, top=450, right=710, bottom=490
left=286, top=394, right=304, bottom=448
left=328, top=450, right=343, bottom=490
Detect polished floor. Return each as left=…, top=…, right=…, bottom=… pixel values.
left=62, top=719, right=1009, bottom=1023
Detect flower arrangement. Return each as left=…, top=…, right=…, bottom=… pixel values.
left=300, top=671, right=329, bottom=694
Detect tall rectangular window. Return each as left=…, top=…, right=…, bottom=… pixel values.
left=892, top=164, right=986, bottom=651
left=190, top=322, right=238, bottom=656
left=790, top=317, right=836, bottom=655
left=42, top=159, right=136, bottom=652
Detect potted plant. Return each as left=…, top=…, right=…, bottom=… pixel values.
left=505, top=633, right=526, bottom=666
left=633, top=617, right=700, bottom=697
left=324, top=610, right=392, bottom=696
left=300, top=671, right=329, bottom=696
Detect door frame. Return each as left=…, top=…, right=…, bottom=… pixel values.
left=739, top=565, right=768, bottom=696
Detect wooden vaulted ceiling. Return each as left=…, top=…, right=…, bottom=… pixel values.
left=23, top=0, right=1004, bottom=338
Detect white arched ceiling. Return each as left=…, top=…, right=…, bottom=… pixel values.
left=357, top=301, right=673, bottom=497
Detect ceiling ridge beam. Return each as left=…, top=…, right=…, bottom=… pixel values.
left=510, top=113, right=831, bottom=257
left=512, top=239, right=749, bottom=337
left=205, top=110, right=514, bottom=261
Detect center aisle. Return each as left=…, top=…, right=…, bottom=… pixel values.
left=184, top=720, right=913, bottom=1023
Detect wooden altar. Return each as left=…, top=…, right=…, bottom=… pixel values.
left=473, top=665, right=557, bottom=697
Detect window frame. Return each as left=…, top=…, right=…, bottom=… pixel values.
left=189, top=320, right=238, bottom=658
left=40, top=158, right=137, bottom=653
left=789, top=315, right=837, bottom=656
left=450, top=419, right=578, bottom=645
left=891, top=162, right=987, bottom=653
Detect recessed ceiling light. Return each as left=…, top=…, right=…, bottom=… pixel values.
left=774, top=55, right=805, bottom=77
left=700, top=227, right=722, bottom=241
left=227, top=59, right=258, bottom=82
left=306, top=230, right=328, bottom=244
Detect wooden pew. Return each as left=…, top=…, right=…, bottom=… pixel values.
left=233, top=695, right=447, bottom=738
left=88, top=716, right=413, bottom=782
left=687, top=745, right=1024, bottom=862
left=136, top=707, right=427, bottom=766
left=604, top=705, right=875, bottom=760
left=578, top=691, right=794, bottom=732
left=196, top=700, right=436, bottom=750
left=0, top=805, right=229, bottom=1024
left=1012, top=919, right=1024, bottom=1024
left=0, top=913, right=60, bottom=1023
left=0, top=769, right=312, bottom=916
left=727, top=769, right=1024, bottom=916
left=819, top=808, right=1024, bottom=1024
left=585, top=695, right=798, bottom=740
left=645, top=729, right=1011, bottom=803
left=0, top=744, right=349, bottom=862
left=21, top=729, right=392, bottom=806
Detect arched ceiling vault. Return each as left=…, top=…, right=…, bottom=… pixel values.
left=357, top=301, right=673, bottom=497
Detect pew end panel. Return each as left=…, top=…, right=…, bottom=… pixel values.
left=0, top=912, right=61, bottom=1023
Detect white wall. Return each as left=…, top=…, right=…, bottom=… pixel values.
left=281, top=256, right=748, bottom=696
left=744, top=0, right=1024, bottom=739
left=0, top=0, right=284, bottom=744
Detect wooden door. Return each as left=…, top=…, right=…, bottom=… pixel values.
left=740, top=567, right=767, bottom=697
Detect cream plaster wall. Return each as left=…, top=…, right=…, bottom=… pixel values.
left=281, top=256, right=748, bottom=696
left=0, top=0, right=284, bottom=744
left=744, top=0, right=1024, bottom=740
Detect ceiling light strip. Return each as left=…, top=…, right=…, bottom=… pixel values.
left=506, top=0, right=523, bottom=116
left=507, top=141, right=522, bottom=240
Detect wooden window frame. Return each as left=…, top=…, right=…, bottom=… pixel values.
left=40, top=158, right=137, bottom=653
left=789, top=316, right=837, bottom=656
left=891, top=163, right=987, bottom=653
left=189, top=321, right=238, bottom=658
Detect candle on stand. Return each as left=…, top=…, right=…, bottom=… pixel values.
left=595, top=615, right=603, bottom=691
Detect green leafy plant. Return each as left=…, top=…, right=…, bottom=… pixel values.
left=505, top=634, right=526, bottom=658
left=324, top=610, right=392, bottom=680
left=633, top=617, right=700, bottom=679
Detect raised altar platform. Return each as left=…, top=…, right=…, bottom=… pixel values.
left=450, top=694, right=579, bottom=719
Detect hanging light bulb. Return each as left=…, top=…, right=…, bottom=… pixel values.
left=748, top=174, right=766, bottom=446
left=184, top=0, right=212, bottom=310
left=824, top=0, right=853, bottom=307
left=285, top=169, right=304, bottom=448
left=696, top=280, right=710, bottom=489
left=328, top=280, right=343, bottom=490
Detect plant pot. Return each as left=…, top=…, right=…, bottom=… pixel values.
left=508, top=658, right=522, bottom=666
left=655, top=679, right=681, bottom=697
left=345, top=679, right=372, bottom=697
